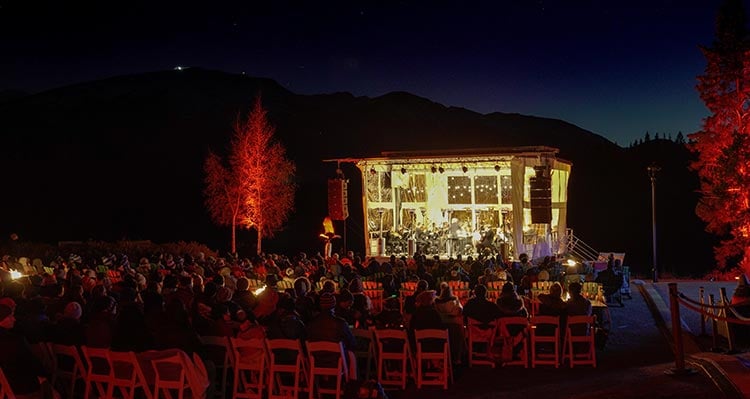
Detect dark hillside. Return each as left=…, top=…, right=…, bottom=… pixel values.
left=0, top=69, right=712, bottom=274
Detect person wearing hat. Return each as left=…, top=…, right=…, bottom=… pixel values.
left=306, top=292, right=357, bottom=379
left=0, top=303, right=53, bottom=397
left=373, top=297, right=404, bottom=330
left=496, top=282, right=528, bottom=318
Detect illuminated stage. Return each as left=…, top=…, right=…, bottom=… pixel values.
left=331, top=147, right=571, bottom=260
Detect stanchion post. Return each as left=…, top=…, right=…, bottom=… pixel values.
left=709, top=294, right=719, bottom=351
left=668, top=283, right=685, bottom=372
left=699, top=286, right=706, bottom=336
left=719, top=287, right=736, bottom=353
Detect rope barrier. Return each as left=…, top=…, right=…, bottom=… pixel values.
left=674, top=293, right=750, bottom=325
left=676, top=292, right=731, bottom=309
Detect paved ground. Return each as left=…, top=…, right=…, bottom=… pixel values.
left=384, top=281, right=732, bottom=399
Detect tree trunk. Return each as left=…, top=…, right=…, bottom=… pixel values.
left=231, top=218, right=237, bottom=255
left=256, top=227, right=262, bottom=255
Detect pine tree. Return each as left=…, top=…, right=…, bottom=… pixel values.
left=645, top=132, right=651, bottom=142
left=655, top=132, right=660, bottom=140
left=690, top=0, right=750, bottom=271
left=676, top=131, right=685, bottom=144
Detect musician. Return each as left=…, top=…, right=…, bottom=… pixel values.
left=447, top=218, right=461, bottom=256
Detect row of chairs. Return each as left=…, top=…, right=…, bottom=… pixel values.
left=29, top=342, right=208, bottom=399
left=467, top=315, right=597, bottom=369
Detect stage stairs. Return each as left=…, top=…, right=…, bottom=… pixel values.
left=564, top=229, right=598, bottom=263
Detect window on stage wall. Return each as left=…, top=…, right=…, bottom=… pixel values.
left=399, top=173, right=427, bottom=203
left=474, top=175, right=498, bottom=204
left=366, top=171, right=392, bottom=203
left=500, top=175, right=512, bottom=204
left=448, top=176, right=471, bottom=205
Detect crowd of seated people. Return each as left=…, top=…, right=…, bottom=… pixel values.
left=0, top=249, right=599, bottom=396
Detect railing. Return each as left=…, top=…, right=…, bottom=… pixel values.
left=564, top=229, right=599, bottom=262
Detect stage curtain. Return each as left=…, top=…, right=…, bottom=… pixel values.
left=511, top=158, right=526, bottom=258
left=426, top=172, right=448, bottom=227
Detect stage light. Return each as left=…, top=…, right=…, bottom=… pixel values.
left=401, top=167, right=407, bottom=174
left=370, top=168, right=376, bottom=175
left=431, top=166, right=437, bottom=173
left=462, top=166, right=468, bottom=173
left=438, top=167, right=445, bottom=174
left=494, top=165, right=501, bottom=172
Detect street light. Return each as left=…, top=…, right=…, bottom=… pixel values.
left=647, top=163, right=661, bottom=283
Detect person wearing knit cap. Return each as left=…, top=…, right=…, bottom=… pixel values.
left=49, top=301, right=85, bottom=346
left=306, top=292, right=357, bottom=378
left=408, top=289, right=444, bottom=352
left=0, top=303, right=50, bottom=396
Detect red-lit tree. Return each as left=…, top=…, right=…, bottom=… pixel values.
left=204, top=98, right=296, bottom=255
left=690, top=0, right=750, bottom=274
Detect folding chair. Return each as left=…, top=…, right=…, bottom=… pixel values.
left=0, top=367, right=15, bottom=399
left=306, top=341, right=347, bottom=399
left=352, top=329, right=376, bottom=380
left=373, top=329, right=412, bottom=390
left=266, top=339, right=308, bottom=399
left=151, top=354, right=189, bottom=399
left=48, top=343, right=87, bottom=399
left=80, top=346, right=113, bottom=399
left=497, top=317, right=530, bottom=368
left=108, top=350, right=153, bottom=399
left=563, top=315, right=597, bottom=368
left=191, top=354, right=210, bottom=399
left=414, top=329, right=452, bottom=390
left=200, top=336, right=232, bottom=399
left=467, top=318, right=496, bottom=368
left=229, top=338, right=266, bottom=399
left=530, top=315, right=560, bottom=368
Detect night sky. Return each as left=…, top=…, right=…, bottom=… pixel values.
left=0, top=1, right=731, bottom=145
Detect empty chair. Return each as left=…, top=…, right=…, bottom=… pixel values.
left=266, top=339, right=308, bottom=399
left=414, top=329, right=452, bottom=390
left=48, top=343, right=87, bottom=399
left=151, top=354, right=189, bottom=399
left=200, top=336, right=232, bottom=399
left=498, top=317, right=529, bottom=368
left=108, top=350, right=153, bottom=399
left=306, top=341, right=347, bottom=399
left=229, top=338, right=266, bottom=399
left=530, top=316, right=560, bottom=368
left=80, top=346, right=113, bottom=399
left=563, top=315, right=597, bottom=368
left=373, top=329, right=412, bottom=390
left=467, top=318, right=496, bottom=368
left=191, top=353, right=210, bottom=399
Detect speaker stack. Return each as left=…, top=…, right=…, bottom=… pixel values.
left=529, top=166, right=552, bottom=224
left=327, top=179, right=349, bottom=220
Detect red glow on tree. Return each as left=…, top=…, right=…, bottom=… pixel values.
left=690, top=0, right=750, bottom=275
left=204, top=97, right=296, bottom=255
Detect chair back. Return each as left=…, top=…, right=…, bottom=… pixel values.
left=151, top=354, right=188, bottom=395
left=0, top=367, right=15, bottom=399
left=414, top=329, right=451, bottom=389
left=467, top=318, right=497, bottom=368
left=530, top=315, right=561, bottom=368
left=498, top=316, right=530, bottom=368
left=49, top=343, right=87, bottom=399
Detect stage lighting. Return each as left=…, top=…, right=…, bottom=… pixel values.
left=494, top=165, right=501, bottom=172
left=438, top=167, right=445, bottom=174
left=431, top=166, right=437, bottom=174
left=462, top=166, right=468, bottom=173
left=401, top=167, right=407, bottom=174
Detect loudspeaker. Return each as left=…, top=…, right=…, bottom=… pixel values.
left=327, top=179, right=349, bottom=220
left=529, top=176, right=552, bottom=224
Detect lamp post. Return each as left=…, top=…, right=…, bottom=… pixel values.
left=647, top=164, right=661, bottom=283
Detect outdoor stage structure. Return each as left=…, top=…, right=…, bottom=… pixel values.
left=328, top=146, right=571, bottom=260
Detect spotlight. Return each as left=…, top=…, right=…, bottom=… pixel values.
left=431, top=166, right=437, bottom=174
left=462, top=166, right=468, bottom=173
left=401, top=167, right=407, bottom=175
left=438, top=167, right=445, bottom=174
left=494, top=165, right=501, bottom=172
left=370, top=168, right=376, bottom=175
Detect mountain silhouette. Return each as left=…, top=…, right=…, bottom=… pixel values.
left=0, top=68, right=715, bottom=276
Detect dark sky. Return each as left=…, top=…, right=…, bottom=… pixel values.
left=0, top=1, right=731, bottom=145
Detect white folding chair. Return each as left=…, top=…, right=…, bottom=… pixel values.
left=80, top=346, right=113, bottom=399
left=467, top=318, right=497, bottom=368
left=108, top=350, right=153, bottom=399
left=266, top=339, right=308, bottom=399
left=151, top=354, right=189, bottom=399
left=414, top=329, right=452, bottom=389
left=373, top=329, right=413, bottom=390
left=199, top=336, right=232, bottom=399
left=229, top=338, right=266, bottom=399
left=498, top=317, right=530, bottom=368
left=306, top=341, right=347, bottom=399
left=530, top=315, right=560, bottom=368
left=0, top=367, right=16, bottom=399
left=48, top=343, right=87, bottom=399
left=563, top=315, right=597, bottom=368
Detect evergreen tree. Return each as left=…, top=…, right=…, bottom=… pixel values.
left=655, top=132, right=660, bottom=140
left=676, top=131, right=685, bottom=144
left=690, top=0, right=750, bottom=271
left=668, top=132, right=673, bottom=141
left=645, top=132, right=651, bottom=142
